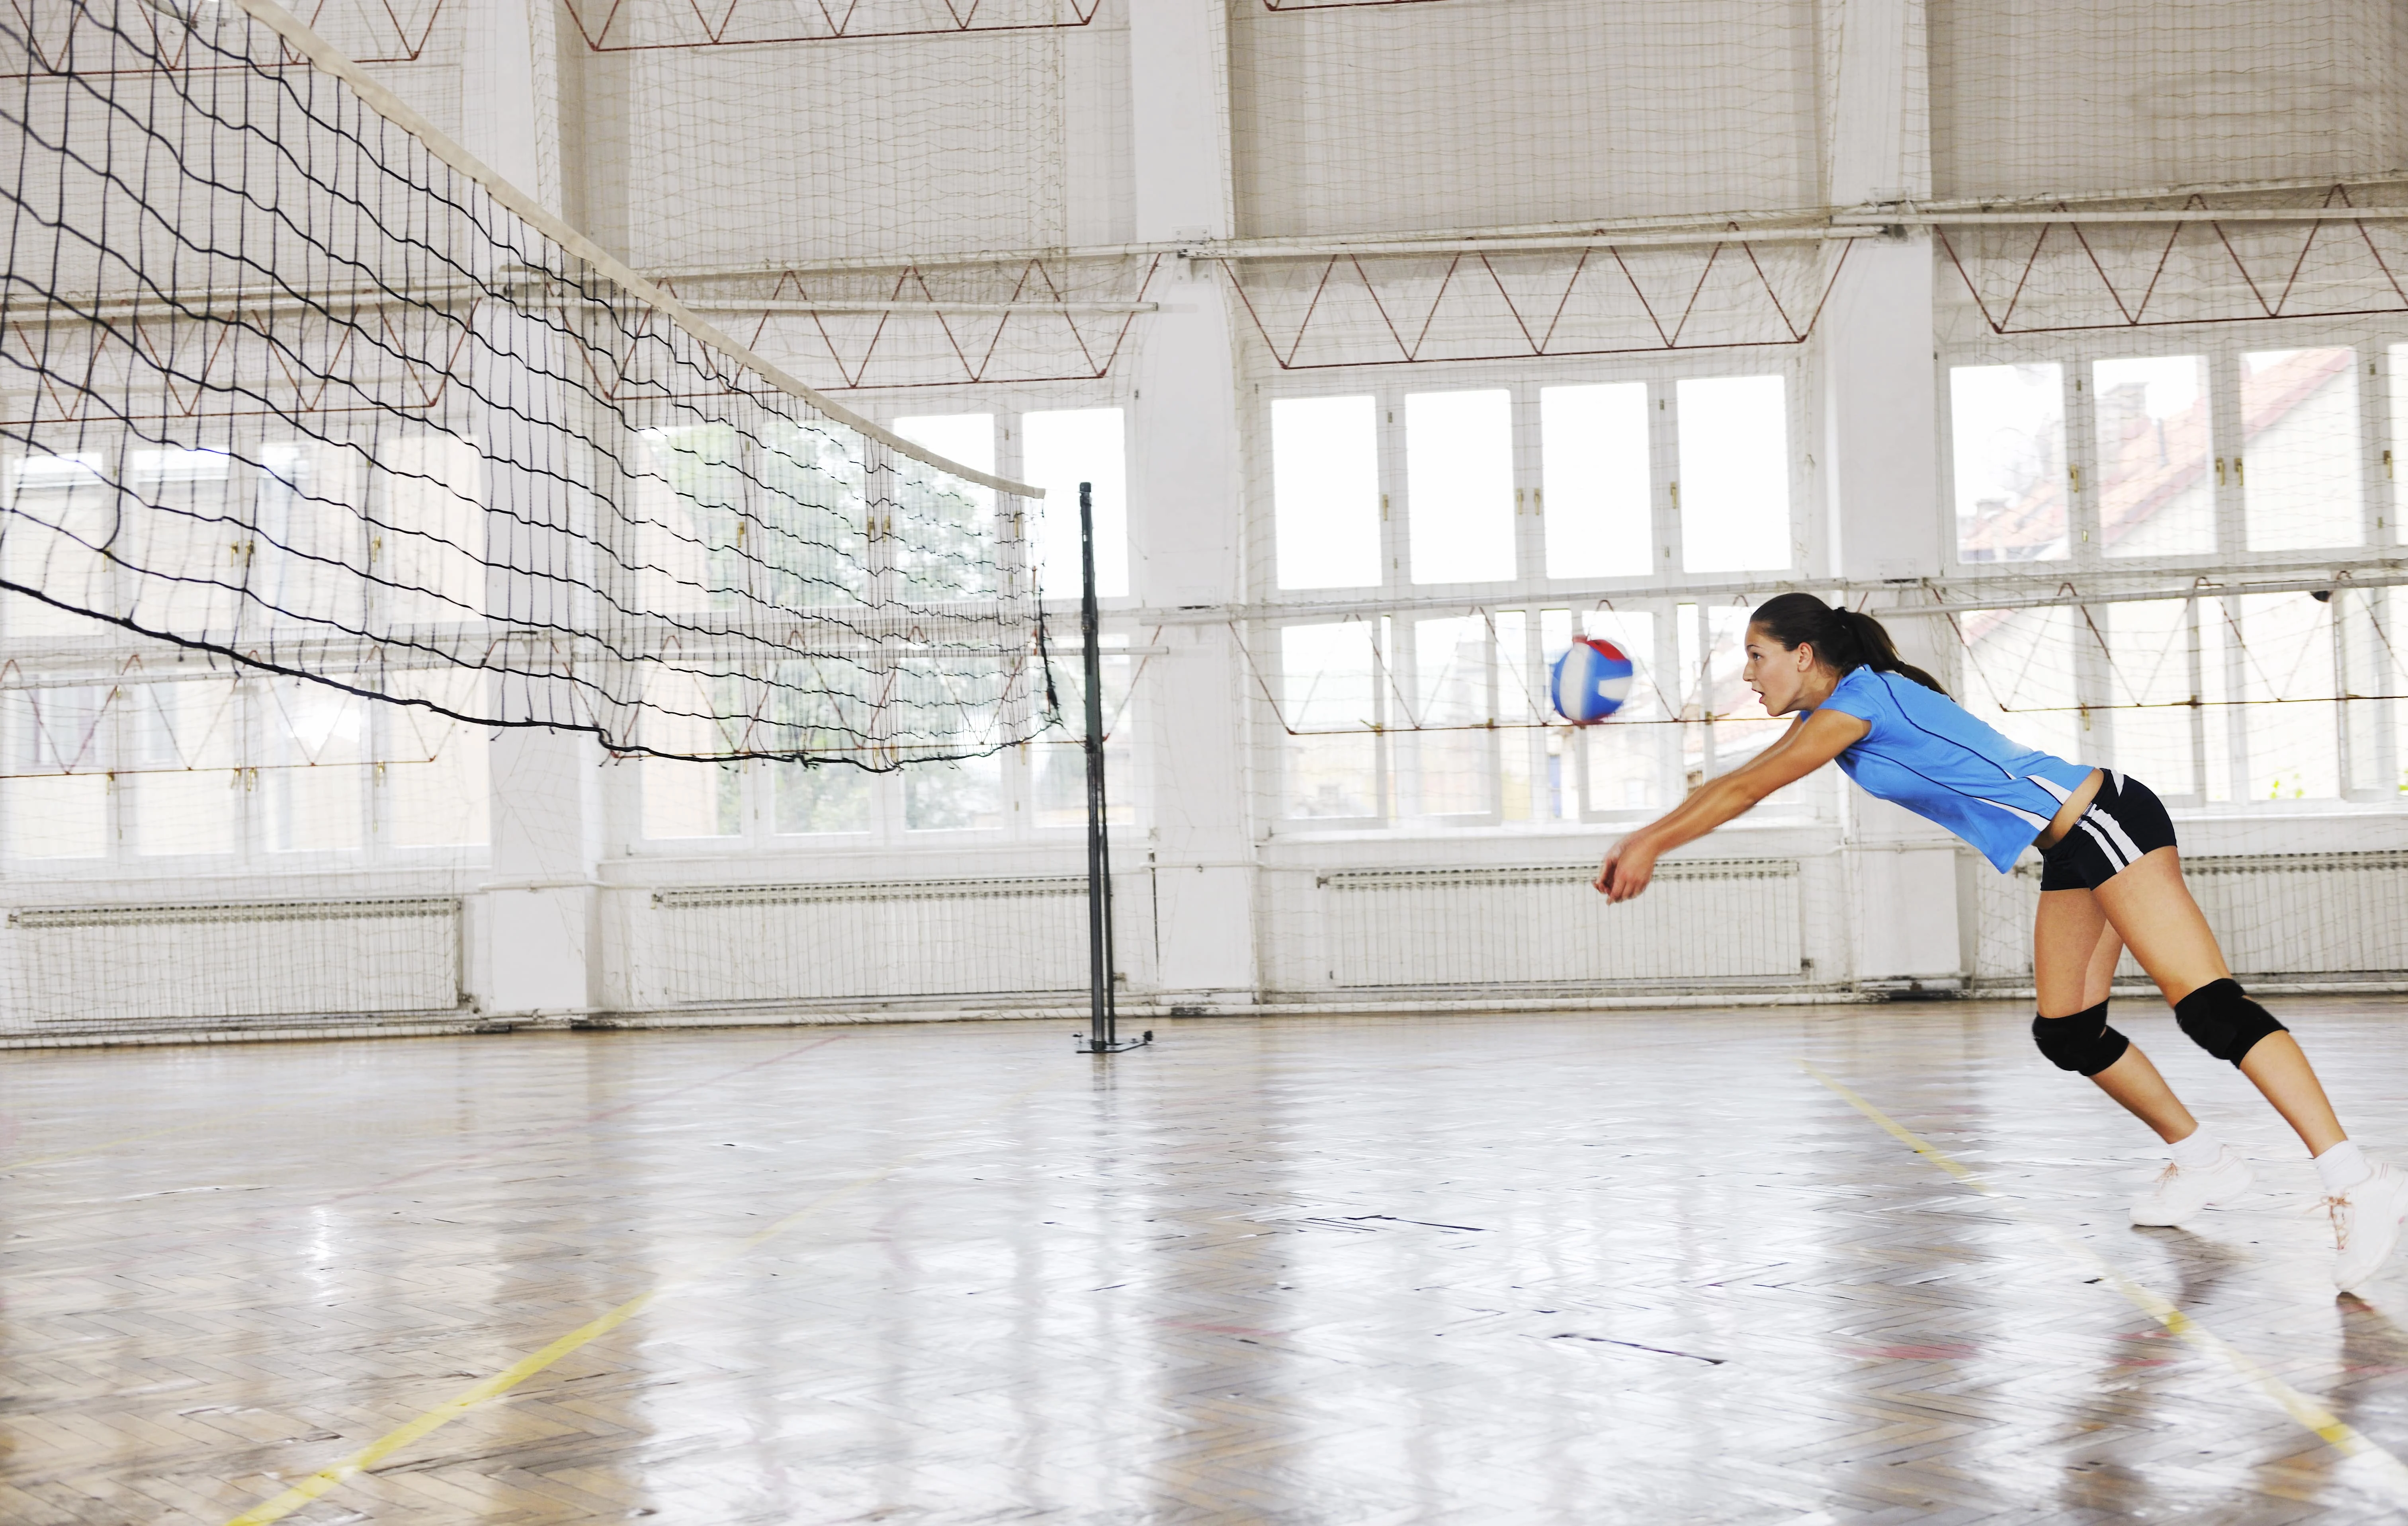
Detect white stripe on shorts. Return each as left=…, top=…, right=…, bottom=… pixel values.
left=2088, top=804, right=2146, bottom=865
left=2079, top=818, right=2128, bottom=871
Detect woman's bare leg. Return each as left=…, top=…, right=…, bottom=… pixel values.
left=2094, top=847, right=2346, bottom=1155
left=2035, top=884, right=2198, bottom=1144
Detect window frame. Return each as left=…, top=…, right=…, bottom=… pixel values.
left=1939, top=321, right=2408, bottom=814
left=618, top=640, right=1143, bottom=855
left=1247, top=354, right=1817, bottom=838
left=1941, top=321, right=2396, bottom=577
left=0, top=673, right=491, bottom=871
left=1246, top=354, right=1813, bottom=603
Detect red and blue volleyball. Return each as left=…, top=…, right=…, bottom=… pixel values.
left=1549, top=637, right=1633, bottom=724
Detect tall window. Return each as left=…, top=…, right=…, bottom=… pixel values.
left=1021, top=408, right=1127, bottom=599
left=1262, top=370, right=1814, bottom=833
left=1280, top=622, right=1380, bottom=819
left=2239, top=348, right=2361, bottom=552
left=1675, top=377, right=1789, bottom=573
left=773, top=764, right=872, bottom=835
left=2098, top=600, right=2195, bottom=799
left=890, top=413, right=994, bottom=476
left=2093, top=356, right=2213, bottom=557
left=1272, top=396, right=1380, bottom=589
left=1576, top=608, right=1665, bottom=812
left=1404, top=390, right=1514, bottom=583
left=2391, top=343, right=2408, bottom=545
left=1398, top=615, right=1493, bottom=816
left=0, top=677, right=489, bottom=864
left=1540, top=383, right=1650, bottom=578
left=1951, top=363, right=2068, bottom=562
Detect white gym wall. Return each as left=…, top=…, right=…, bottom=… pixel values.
left=6, top=0, right=2408, bottom=1040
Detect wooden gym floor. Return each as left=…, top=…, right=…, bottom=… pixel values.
left=9, top=999, right=2408, bottom=1524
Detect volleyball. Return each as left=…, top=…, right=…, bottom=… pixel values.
left=1549, top=637, right=1634, bottom=724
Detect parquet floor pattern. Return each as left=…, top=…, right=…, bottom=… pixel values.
left=9, top=1001, right=2408, bottom=1523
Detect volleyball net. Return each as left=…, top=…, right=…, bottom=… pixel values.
left=0, top=0, right=1046, bottom=769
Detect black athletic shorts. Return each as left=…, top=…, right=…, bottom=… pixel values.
left=2037, top=771, right=2177, bottom=892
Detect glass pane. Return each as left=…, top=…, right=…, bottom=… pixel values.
left=7, top=775, right=106, bottom=859
left=121, top=447, right=242, bottom=637
left=1542, top=384, right=1651, bottom=578
left=2392, top=344, right=2408, bottom=545
left=2336, top=590, right=2398, bottom=795
left=374, top=437, right=484, bottom=627
left=1033, top=646, right=1134, bottom=828
left=2240, top=348, right=2361, bottom=551
left=772, top=763, right=870, bottom=833
left=2236, top=593, right=2338, bottom=800
left=2, top=683, right=110, bottom=859
left=2094, top=356, right=2213, bottom=557
left=1400, top=615, right=1491, bottom=816
left=1022, top=408, right=1126, bottom=600
left=1405, top=390, right=1514, bottom=584
left=1704, top=606, right=1788, bottom=775
left=4, top=453, right=117, bottom=640
left=1540, top=608, right=1576, bottom=820
left=383, top=670, right=491, bottom=849
left=1676, top=376, right=1788, bottom=574
left=257, top=440, right=367, bottom=632
left=642, top=761, right=742, bottom=839
left=1955, top=606, right=2082, bottom=767
left=1495, top=610, right=1536, bottom=820
left=1951, top=363, right=2068, bottom=563
left=905, top=755, right=1003, bottom=831
left=1576, top=609, right=1666, bottom=810
left=889, top=415, right=998, bottom=605
left=1281, top=622, right=1379, bottom=818
left=2101, top=601, right=2194, bottom=796
left=128, top=681, right=240, bottom=856
left=890, top=414, right=995, bottom=475
left=262, top=679, right=366, bottom=852
left=1273, top=396, right=1381, bottom=590
left=2203, top=597, right=2237, bottom=803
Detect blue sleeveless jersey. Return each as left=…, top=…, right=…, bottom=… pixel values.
left=1810, top=667, right=2095, bottom=872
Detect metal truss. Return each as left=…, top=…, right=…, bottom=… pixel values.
left=555, top=0, right=1100, bottom=51
left=1217, top=236, right=1855, bottom=371
left=1917, top=184, right=2408, bottom=335
left=654, top=254, right=1165, bottom=390
left=0, top=0, right=452, bottom=75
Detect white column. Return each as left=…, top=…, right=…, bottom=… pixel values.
left=1126, top=0, right=1256, bottom=1004
left=1821, top=0, right=1963, bottom=989
left=458, top=0, right=605, bottom=1020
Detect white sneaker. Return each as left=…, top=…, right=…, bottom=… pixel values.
left=2328, top=1162, right=2408, bottom=1294
left=2130, top=1145, right=2254, bottom=1227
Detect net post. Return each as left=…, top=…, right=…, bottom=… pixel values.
left=1077, top=479, right=1148, bottom=1055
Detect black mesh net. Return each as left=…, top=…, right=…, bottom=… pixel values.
left=0, top=0, right=1048, bottom=766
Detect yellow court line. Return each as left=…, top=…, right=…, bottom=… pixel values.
left=1800, top=1060, right=2408, bottom=1505
left=220, top=1082, right=1053, bottom=1526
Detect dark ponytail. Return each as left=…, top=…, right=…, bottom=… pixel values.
left=1748, top=592, right=1948, bottom=697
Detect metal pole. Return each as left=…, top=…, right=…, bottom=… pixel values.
left=1076, top=479, right=1149, bottom=1055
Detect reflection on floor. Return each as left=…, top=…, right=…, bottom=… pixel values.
left=8, top=998, right=2408, bottom=1523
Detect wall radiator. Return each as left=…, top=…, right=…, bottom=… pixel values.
left=1975, top=851, right=2408, bottom=985
left=625, top=873, right=1151, bottom=1010
left=1315, top=860, right=1804, bottom=991
left=0, top=897, right=463, bottom=1035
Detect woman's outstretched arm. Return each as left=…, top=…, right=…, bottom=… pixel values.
left=1595, top=708, right=1868, bottom=901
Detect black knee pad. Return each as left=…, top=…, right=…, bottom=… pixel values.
left=2173, top=978, right=2286, bottom=1065
left=2033, top=1000, right=2131, bottom=1077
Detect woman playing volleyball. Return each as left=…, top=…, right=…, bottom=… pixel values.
left=1595, top=592, right=2406, bottom=1294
